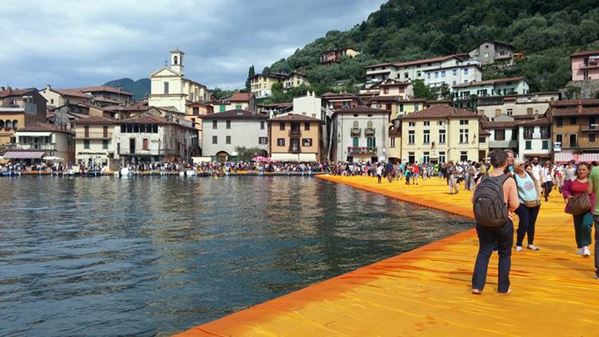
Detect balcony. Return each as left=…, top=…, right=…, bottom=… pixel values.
left=350, top=127, right=361, bottom=136
left=289, top=145, right=300, bottom=153
left=4, top=143, right=56, bottom=151
left=347, top=146, right=377, bottom=155
left=488, top=140, right=518, bottom=149
left=289, top=129, right=301, bottom=137
left=364, top=128, right=375, bottom=136
left=581, top=125, right=599, bottom=132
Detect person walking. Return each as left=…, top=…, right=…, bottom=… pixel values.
left=471, top=150, right=519, bottom=294
left=514, top=160, right=542, bottom=252
left=376, top=163, right=383, bottom=184
left=563, top=162, right=595, bottom=257
left=541, top=161, right=554, bottom=201
left=587, top=163, right=599, bottom=279
left=448, top=161, right=459, bottom=194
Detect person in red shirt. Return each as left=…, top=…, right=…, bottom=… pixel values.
left=562, top=162, right=595, bottom=256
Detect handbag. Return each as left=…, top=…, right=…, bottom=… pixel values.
left=565, top=193, right=592, bottom=215
left=524, top=199, right=541, bottom=208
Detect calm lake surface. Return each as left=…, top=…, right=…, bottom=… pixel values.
left=0, top=176, right=472, bottom=337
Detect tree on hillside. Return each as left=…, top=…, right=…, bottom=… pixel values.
left=412, top=80, right=436, bottom=100
left=245, top=65, right=255, bottom=92
left=439, top=83, right=451, bottom=100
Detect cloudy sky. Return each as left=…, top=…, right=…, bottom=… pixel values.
left=1, top=0, right=386, bottom=90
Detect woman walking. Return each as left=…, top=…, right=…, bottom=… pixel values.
left=562, top=162, right=595, bottom=257
left=541, top=161, right=554, bottom=201
left=514, top=160, right=542, bottom=252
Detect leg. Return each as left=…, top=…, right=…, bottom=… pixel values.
left=496, top=221, right=514, bottom=293
left=527, top=205, right=540, bottom=245
left=514, top=204, right=528, bottom=247
left=581, top=213, right=593, bottom=248
left=472, top=225, right=496, bottom=291
left=574, top=214, right=584, bottom=248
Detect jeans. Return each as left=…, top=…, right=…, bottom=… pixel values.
left=573, top=212, right=593, bottom=248
left=472, top=221, right=513, bottom=293
left=515, top=204, right=540, bottom=246
left=591, top=216, right=599, bottom=273
left=543, top=181, right=554, bottom=199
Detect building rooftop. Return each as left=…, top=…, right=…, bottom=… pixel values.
left=268, top=113, right=323, bottom=123
left=452, top=77, right=525, bottom=89
left=16, top=122, right=72, bottom=134
left=73, top=116, right=115, bottom=125
left=227, top=92, right=255, bottom=102
left=334, top=106, right=390, bottom=114
left=571, top=49, right=599, bottom=58
left=400, top=105, right=478, bottom=119
left=76, top=86, right=134, bottom=97
left=200, top=109, right=267, bottom=120
left=0, top=88, right=37, bottom=98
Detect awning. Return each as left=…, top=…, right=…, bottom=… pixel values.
left=553, top=152, right=599, bottom=163
left=2, top=151, right=45, bottom=159
left=554, top=152, right=574, bottom=163
left=580, top=153, right=599, bottom=162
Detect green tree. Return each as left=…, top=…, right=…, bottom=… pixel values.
left=235, top=146, right=265, bottom=162
left=412, top=80, right=436, bottom=100
left=439, top=83, right=451, bottom=100
left=245, top=65, right=256, bottom=91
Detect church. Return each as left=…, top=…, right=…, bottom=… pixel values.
left=148, top=49, right=211, bottom=113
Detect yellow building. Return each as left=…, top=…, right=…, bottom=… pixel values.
left=73, top=116, right=116, bottom=167
left=282, top=72, right=309, bottom=90
left=251, top=73, right=310, bottom=99
left=269, top=114, right=323, bottom=161
left=399, top=105, right=485, bottom=163
left=0, top=88, right=47, bottom=146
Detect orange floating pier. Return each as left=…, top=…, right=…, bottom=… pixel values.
left=176, top=175, right=599, bottom=337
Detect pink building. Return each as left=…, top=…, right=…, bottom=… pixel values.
left=571, top=49, right=599, bottom=81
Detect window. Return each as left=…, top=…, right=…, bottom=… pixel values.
left=212, top=120, right=217, bottom=129
left=569, top=134, right=577, bottom=147
left=424, top=121, right=430, bottom=126
left=101, top=126, right=108, bottom=138
left=423, top=130, right=430, bottom=144
left=479, top=137, right=486, bottom=143
left=408, top=121, right=416, bottom=127
left=507, top=108, right=513, bottom=116
left=390, top=137, right=396, bottom=148
left=439, top=151, right=446, bottom=163
left=542, top=140, right=549, bottom=149
left=259, top=137, right=268, bottom=145
left=84, top=139, right=90, bottom=149
left=556, top=134, right=563, bottom=144
left=302, top=138, right=312, bottom=147
left=556, top=117, right=563, bottom=127
left=525, top=141, right=532, bottom=150
left=399, top=103, right=404, bottom=112
left=212, top=136, right=217, bottom=144
left=439, top=129, right=446, bottom=144
left=163, top=82, right=169, bottom=94
left=367, top=137, right=376, bottom=148
left=84, top=126, right=89, bottom=138
left=524, top=127, right=534, bottom=139
left=143, top=138, right=149, bottom=150
left=277, top=138, right=285, bottom=146
left=570, top=117, right=577, bottom=125
left=495, top=129, right=506, bottom=141
left=226, top=136, right=231, bottom=144
left=459, top=129, right=469, bottom=143
left=417, top=71, right=421, bottom=77
left=352, top=137, right=359, bottom=147
left=590, top=134, right=596, bottom=143
left=408, top=130, right=415, bottom=144
left=404, top=72, right=408, bottom=79
left=540, top=127, right=550, bottom=139
left=423, top=152, right=430, bottom=163
left=427, top=73, right=431, bottom=79
left=220, top=105, right=226, bottom=112
left=435, top=72, right=439, bottom=78
left=460, top=151, right=468, bottom=162
left=460, top=120, right=469, bottom=125
left=102, top=139, right=109, bottom=149
left=235, top=104, right=242, bottom=109
left=279, top=122, right=285, bottom=130
left=304, top=122, right=310, bottom=131
left=226, top=120, right=231, bottom=129
left=464, top=68, right=469, bottom=75
left=193, top=107, right=199, bottom=115
left=441, top=70, right=446, bottom=77
left=512, top=129, right=518, bottom=140
left=438, top=120, right=445, bottom=126
left=383, top=87, right=389, bottom=94
left=50, top=98, right=54, bottom=104
left=452, top=69, right=457, bottom=76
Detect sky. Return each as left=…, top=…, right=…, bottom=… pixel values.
left=0, top=0, right=386, bottom=90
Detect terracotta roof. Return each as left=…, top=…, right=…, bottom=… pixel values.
left=394, top=54, right=470, bottom=68
left=480, top=120, right=517, bottom=129
left=551, top=99, right=599, bottom=107
left=479, top=128, right=491, bottom=136
left=77, top=86, right=134, bottom=97
left=400, top=105, right=478, bottom=119
left=73, top=116, right=115, bottom=125
left=268, top=113, right=323, bottom=123
left=17, top=123, right=72, bottom=134
left=365, top=62, right=394, bottom=69
left=258, top=102, right=292, bottom=109
left=228, top=92, right=254, bottom=102
left=452, top=77, right=525, bottom=88
left=571, top=49, right=599, bottom=57
left=518, top=117, right=551, bottom=126
left=199, top=109, right=267, bottom=120
left=0, top=88, right=37, bottom=98
left=334, top=106, right=390, bottom=114
left=368, top=95, right=413, bottom=102
left=53, top=88, right=91, bottom=99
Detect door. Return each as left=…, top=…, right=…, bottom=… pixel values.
left=129, top=138, right=136, bottom=154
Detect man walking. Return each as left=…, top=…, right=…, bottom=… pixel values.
left=471, top=150, right=520, bottom=294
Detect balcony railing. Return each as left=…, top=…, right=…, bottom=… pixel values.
left=350, top=127, right=361, bottom=136
left=347, top=146, right=377, bottom=155
left=581, top=125, right=599, bottom=132
left=364, top=128, right=375, bottom=136
left=4, top=143, right=56, bottom=151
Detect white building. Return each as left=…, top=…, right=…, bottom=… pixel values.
left=481, top=115, right=519, bottom=154
left=475, top=92, right=559, bottom=119
left=331, top=106, right=390, bottom=162
left=199, top=110, right=268, bottom=161
left=468, top=41, right=516, bottom=65
left=292, top=91, right=323, bottom=119
left=6, top=123, right=75, bottom=163
left=518, top=117, right=552, bottom=160
left=452, top=77, right=530, bottom=100
left=365, top=54, right=482, bottom=90
left=148, top=49, right=210, bottom=113
left=73, top=116, right=116, bottom=167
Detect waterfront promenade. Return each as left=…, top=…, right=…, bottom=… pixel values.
left=176, top=175, right=599, bottom=337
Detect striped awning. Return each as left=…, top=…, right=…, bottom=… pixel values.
left=2, top=151, right=45, bottom=159
left=554, top=152, right=599, bottom=163
left=580, top=153, right=599, bottom=162
left=554, top=152, right=574, bottom=163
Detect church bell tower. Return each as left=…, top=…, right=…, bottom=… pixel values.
left=170, top=49, right=184, bottom=74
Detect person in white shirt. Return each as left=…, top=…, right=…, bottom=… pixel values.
left=564, top=160, right=577, bottom=182
left=540, top=161, right=554, bottom=201
left=531, top=157, right=542, bottom=181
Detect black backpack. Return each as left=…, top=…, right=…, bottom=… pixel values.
left=473, top=174, right=510, bottom=227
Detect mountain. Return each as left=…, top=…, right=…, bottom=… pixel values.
left=103, top=78, right=150, bottom=101
left=265, top=0, right=599, bottom=96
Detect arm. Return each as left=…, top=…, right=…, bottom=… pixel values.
left=563, top=180, right=574, bottom=199
left=504, top=178, right=519, bottom=212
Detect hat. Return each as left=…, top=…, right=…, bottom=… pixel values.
left=514, top=158, right=525, bottom=166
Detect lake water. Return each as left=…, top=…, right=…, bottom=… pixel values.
left=0, top=176, right=472, bottom=337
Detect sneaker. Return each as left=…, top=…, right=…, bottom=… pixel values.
left=527, top=244, right=540, bottom=251
left=577, top=248, right=584, bottom=255
left=582, top=246, right=591, bottom=257
left=472, top=289, right=482, bottom=295
left=498, top=288, right=512, bottom=295
left=515, top=246, right=523, bottom=252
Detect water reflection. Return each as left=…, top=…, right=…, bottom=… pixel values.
left=0, top=176, right=472, bottom=337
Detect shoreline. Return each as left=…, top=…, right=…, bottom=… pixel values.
left=0, top=171, right=326, bottom=177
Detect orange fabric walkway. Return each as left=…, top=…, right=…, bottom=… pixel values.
left=175, top=175, right=599, bottom=337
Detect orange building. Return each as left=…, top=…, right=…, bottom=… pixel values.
left=0, top=88, right=47, bottom=146
left=269, top=114, right=323, bottom=161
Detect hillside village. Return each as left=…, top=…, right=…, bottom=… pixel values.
left=1, top=43, right=599, bottom=170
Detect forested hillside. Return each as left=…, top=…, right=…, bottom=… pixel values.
left=264, top=0, right=599, bottom=98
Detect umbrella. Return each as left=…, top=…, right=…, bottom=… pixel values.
left=251, top=156, right=269, bottom=162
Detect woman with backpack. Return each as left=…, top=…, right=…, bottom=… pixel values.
left=514, top=160, right=542, bottom=252
left=562, top=162, right=595, bottom=257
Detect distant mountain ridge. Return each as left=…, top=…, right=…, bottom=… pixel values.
left=103, top=78, right=150, bottom=101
